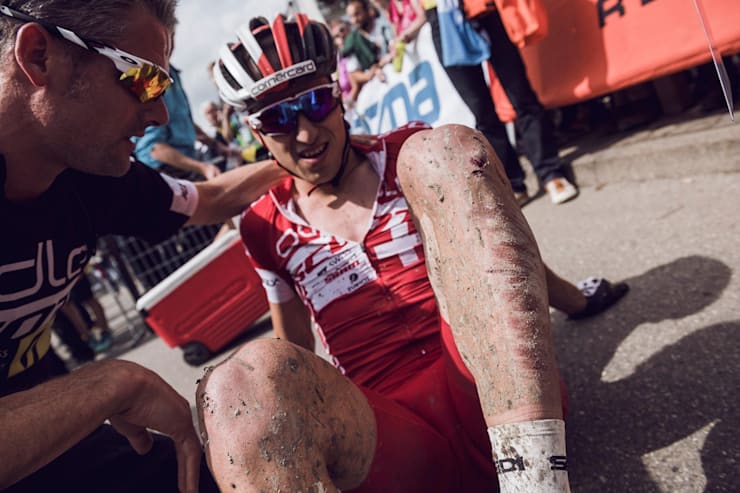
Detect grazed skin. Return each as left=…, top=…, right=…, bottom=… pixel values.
left=397, top=124, right=563, bottom=425
left=197, top=339, right=376, bottom=492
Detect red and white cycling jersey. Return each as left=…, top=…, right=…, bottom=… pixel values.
left=240, top=124, right=443, bottom=393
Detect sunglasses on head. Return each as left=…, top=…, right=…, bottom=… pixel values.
left=248, top=83, right=341, bottom=136
left=0, top=3, right=172, bottom=102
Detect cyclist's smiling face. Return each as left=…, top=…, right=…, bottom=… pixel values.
left=255, top=77, right=347, bottom=187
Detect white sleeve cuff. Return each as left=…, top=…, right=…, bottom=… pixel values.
left=254, top=267, right=295, bottom=304
left=160, top=174, right=198, bottom=218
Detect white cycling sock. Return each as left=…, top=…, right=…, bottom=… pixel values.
left=488, top=419, right=571, bottom=493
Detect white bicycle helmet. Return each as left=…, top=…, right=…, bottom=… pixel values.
left=214, top=13, right=336, bottom=114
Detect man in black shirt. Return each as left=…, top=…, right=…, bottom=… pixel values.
left=0, top=1, right=284, bottom=491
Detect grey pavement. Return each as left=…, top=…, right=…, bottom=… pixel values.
left=560, top=111, right=740, bottom=187
left=524, top=173, right=739, bottom=493
left=97, top=109, right=739, bottom=492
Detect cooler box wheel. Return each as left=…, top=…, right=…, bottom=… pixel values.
left=182, top=341, right=212, bottom=366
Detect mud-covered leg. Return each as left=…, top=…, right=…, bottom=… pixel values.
left=197, top=338, right=376, bottom=492
left=397, top=124, right=570, bottom=491
left=397, top=124, right=561, bottom=422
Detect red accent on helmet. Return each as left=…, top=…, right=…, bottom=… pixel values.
left=271, top=14, right=293, bottom=71
left=294, top=13, right=309, bottom=36
left=214, top=13, right=336, bottom=113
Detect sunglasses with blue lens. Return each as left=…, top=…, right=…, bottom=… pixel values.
left=248, top=83, right=341, bottom=136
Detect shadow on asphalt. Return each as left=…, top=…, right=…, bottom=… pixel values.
left=552, top=255, right=737, bottom=492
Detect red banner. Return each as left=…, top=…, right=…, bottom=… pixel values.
left=490, top=0, right=740, bottom=120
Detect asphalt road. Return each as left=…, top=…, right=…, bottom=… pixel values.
left=523, top=173, right=739, bottom=493
left=113, top=169, right=739, bottom=492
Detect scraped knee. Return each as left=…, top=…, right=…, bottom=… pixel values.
left=197, top=339, right=307, bottom=444
left=397, top=124, right=508, bottom=192
left=397, top=124, right=517, bottom=224
left=197, top=338, right=375, bottom=490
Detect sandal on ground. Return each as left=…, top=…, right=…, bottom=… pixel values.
left=569, top=277, right=630, bottom=320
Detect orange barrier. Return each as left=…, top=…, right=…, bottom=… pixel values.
left=490, top=0, right=740, bottom=121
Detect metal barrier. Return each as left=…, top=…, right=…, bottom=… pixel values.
left=87, top=225, right=223, bottom=345
left=108, top=224, right=221, bottom=294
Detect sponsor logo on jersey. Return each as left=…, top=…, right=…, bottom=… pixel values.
left=295, top=242, right=377, bottom=313
left=1, top=240, right=89, bottom=377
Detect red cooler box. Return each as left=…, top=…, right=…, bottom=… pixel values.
left=136, top=230, right=269, bottom=365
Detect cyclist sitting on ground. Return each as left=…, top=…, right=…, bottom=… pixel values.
left=198, top=12, right=626, bottom=493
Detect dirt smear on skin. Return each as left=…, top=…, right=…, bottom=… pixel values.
left=402, top=125, right=557, bottom=417
left=201, top=341, right=370, bottom=493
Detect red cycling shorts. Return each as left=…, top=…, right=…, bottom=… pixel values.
left=351, top=320, right=495, bottom=493
left=351, top=320, right=568, bottom=493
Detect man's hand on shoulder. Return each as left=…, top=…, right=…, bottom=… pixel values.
left=188, top=160, right=288, bottom=225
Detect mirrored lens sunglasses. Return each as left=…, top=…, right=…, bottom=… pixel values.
left=0, top=3, right=173, bottom=102
left=248, top=83, right=341, bottom=136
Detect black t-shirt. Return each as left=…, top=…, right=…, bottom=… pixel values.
left=0, top=158, right=196, bottom=392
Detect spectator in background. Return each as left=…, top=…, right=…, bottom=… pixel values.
left=372, top=0, right=427, bottom=46
left=200, top=101, right=230, bottom=149
left=343, top=0, right=394, bottom=93
left=370, top=0, right=427, bottom=76
left=423, top=2, right=579, bottom=205
left=206, top=62, right=269, bottom=164
left=52, top=272, right=113, bottom=369
left=52, top=308, right=96, bottom=367
left=133, top=62, right=225, bottom=179
left=66, top=273, right=114, bottom=351
left=346, top=0, right=394, bottom=59
left=331, top=19, right=362, bottom=103
left=200, top=100, right=253, bottom=168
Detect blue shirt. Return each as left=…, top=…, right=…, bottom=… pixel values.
left=132, top=67, right=197, bottom=169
